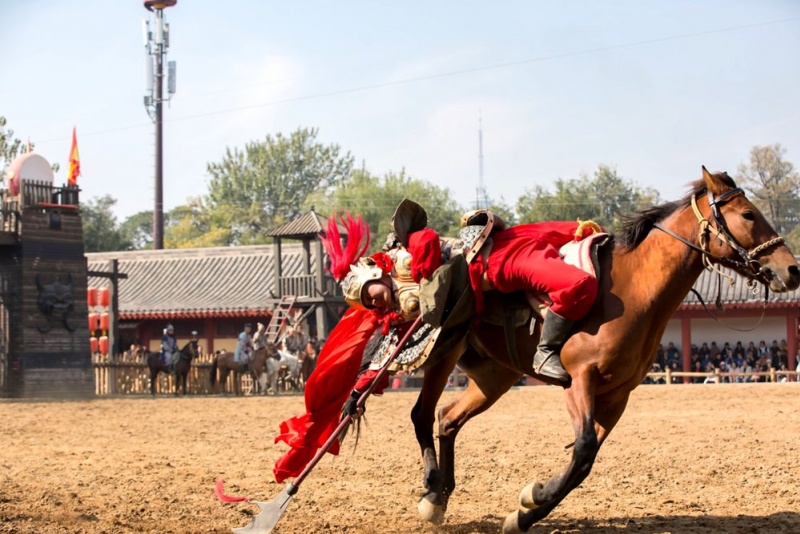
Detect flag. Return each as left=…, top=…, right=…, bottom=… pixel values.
left=67, top=127, right=80, bottom=186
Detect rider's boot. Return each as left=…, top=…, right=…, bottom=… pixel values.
left=169, top=363, right=176, bottom=375
left=532, top=308, right=573, bottom=385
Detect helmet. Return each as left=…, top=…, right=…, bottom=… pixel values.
left=166, top=324, right=174, bottom=331
left=341, top=257, right=385, bottom=310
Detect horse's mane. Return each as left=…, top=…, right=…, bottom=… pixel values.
left=617, top=174, right=735, bottom=250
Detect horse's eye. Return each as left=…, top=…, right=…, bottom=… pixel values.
left=742, top=211, right=755, bottom=221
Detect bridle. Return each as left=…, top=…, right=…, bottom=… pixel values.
left=653, top=187, right=784, bottom=287
left=653, top=187, right=786, bottom=331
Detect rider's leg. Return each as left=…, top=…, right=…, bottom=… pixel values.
left=532, top=308, right=574, bottom=383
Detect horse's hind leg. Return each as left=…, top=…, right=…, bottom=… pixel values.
left=504, top=381, right=629, bottom=534
left=412, top=342, right=464, bottom=524
left=427, top=352, right=521, bottom=524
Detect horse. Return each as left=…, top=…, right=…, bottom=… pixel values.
left=262, top=349, right=302, bottom=395
left=146, top=341, right=198, bottom=396
left=296, top=342, right=317, bottom=388
left=408, top=168, right=800, bottom=533
left=209, top=345, right=274, bottom=395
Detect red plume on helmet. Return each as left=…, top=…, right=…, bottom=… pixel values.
left=319, top=212, right=371, bottom=281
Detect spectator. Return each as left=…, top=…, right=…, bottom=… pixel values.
left=733, top=341, right=746, bottom=359
left=665, top=342, right=680, bottom=366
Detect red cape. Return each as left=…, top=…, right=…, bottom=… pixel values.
left=273, top=308, right=378, bottom=483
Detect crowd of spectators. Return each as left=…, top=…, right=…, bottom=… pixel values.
left=644, top=339, right=794, bottom=384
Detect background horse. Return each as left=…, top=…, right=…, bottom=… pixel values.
left=409, top=168, right=800, bottom=533
left=209, top=344, right=274, bottom=395
left=262, top=349, right=302, bottom=395
left=146, top=341, right=197, bottom=396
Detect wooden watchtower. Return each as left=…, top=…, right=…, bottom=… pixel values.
left=0, top=154, right=91, bottom=398
left=265, top=208, right=345, bottom=339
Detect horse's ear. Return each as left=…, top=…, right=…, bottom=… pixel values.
left=702, top=165, right=727, bottom=196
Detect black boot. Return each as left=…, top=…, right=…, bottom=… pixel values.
left=533, top=309, right=573, bottom=385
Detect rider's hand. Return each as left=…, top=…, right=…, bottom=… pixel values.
left=343, top=390, right=365, bottom=417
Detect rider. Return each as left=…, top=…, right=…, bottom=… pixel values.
left=284, top=324, right=308, bottom=357
left=160, top=324, right=178, bottom=372
left=273, top=201, right=602, bottom=482
left=343, top=203, right=601, bottom=384
left=234, top=323, right=253, bottom=368
left=252, top=322, right=267, bottom=352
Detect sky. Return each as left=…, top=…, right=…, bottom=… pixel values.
left=2, top=1, right=800, bottom=222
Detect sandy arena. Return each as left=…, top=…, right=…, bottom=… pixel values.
left=1, top=384, right=799, bottom=534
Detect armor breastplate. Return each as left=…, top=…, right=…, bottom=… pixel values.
left=388, top=247, right=421, bottom=322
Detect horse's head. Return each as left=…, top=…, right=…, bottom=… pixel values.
left=181, top=341, right=198, bottom=360
left=694, top=166, right=800, bottom=292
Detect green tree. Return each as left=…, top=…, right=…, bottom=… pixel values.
left=119, top=210, right=154, bottom=250
left=736, top=144, right=800, bottom=235
left=205, top=127, right=354, bottom=245
left=307, top=168, right=462, bottom=249
left=164, top=197, right=232, bottom=248
left=516, top=165, right=659, bottom=230
left=82, top=195, right=131, bottom=252
left=1, top=116, right=26, bottom=178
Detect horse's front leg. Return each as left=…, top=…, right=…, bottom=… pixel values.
left=434, top=354, right=520, bottom=525
left=150, top=369, right=158, bottom=396
left=412, top=344, right=462, bottom=524
left=504, top=380, right=628, bottom=533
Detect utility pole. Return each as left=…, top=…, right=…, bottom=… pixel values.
left=143, top=0, right=178, bottom=249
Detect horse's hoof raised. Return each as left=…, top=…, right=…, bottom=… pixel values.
left=417, top=496, right=445, bottom=524
left=519, top=482, right=540, bottom=509
left=502, top=510, right=527, bottom=534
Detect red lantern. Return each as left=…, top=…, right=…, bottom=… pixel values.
left=88, top=313, right=99, bottom=332
left=99, top=312, right=110, bottom=332
left=98, top=287, right=111, bottom=308
left=87, top=286, right=98, bottom=307
left=99, top=336, right=109, bottom=355
left=90, top=337, right=99, bottom=353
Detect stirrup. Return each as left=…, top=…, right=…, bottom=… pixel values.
left=533, top=352, right=570, bottom=384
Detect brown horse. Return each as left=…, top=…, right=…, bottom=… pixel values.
left=209, top=344, right=277, bottom=395
left=146, top=341, right=198, bottom=396
left=409, top=168, right=800, bottom=532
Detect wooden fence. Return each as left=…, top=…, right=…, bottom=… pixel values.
left=92, top=353, right=257, bottom=396
left=90, top=355, right=798, bottom=396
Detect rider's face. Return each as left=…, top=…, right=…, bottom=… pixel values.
left=363, top=278, right=393, bottom=310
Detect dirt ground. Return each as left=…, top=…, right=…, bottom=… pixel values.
left=1, top=384, right=799, bottom=534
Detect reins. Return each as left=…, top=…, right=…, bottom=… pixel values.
left=653, top=187, right=784, bottom=331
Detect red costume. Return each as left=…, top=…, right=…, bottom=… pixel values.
left=272, top=215, right=599, bottom=482
left=485, top=222, right=598, bottom=321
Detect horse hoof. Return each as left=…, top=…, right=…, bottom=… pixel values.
left=502, top=510, right=527, bottom=534
left=519, top=482, right=540, bottom=509
left=417, top=496, right=445, bottom=524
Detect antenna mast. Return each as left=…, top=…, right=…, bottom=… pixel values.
left=143, top=0, right=178, bottom=250
left=476, top=112, right=489, bottom=209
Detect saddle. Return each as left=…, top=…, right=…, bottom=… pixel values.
left=420, top=231, right=612, bottom=375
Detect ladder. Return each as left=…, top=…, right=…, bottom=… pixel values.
left=265, top=295, right=296, bottom=344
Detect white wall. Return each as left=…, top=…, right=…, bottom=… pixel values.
left=660, top=317, right=791, bottom=351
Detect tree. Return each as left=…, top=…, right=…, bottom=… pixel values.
left=82, top=195, right=131, bottom=252
left=516, top=165, right=659, bottom=230
left=164, top=197, right=232, bottom=248
left=736, top=144, right=800, bottom=235
left=1, top=116, right=26, bottom=177
left=119, top=210, right=154, bottom=250
left=307, top=168, right=462, bottom=249
left=205, top=127, right=354, bottom=245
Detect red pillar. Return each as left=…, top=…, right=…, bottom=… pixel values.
left=205, top=317, right=215, bottom=355
left=681, top=317, right=692, bottom=384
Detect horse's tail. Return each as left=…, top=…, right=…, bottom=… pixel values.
left=210, top=356, right=218, bottom=386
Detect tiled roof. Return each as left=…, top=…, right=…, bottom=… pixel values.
left=681, top=264, right=800, bottom=309
left=87, top=244, right=799, bottom=320
left=87, top=243, right=319, bottom=320
left=266, top=209, right=347, bottom=238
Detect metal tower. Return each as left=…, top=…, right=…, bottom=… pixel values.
left=475, top=113, right=489, bottom=210
left=142, top=0, right=178, bottom=249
